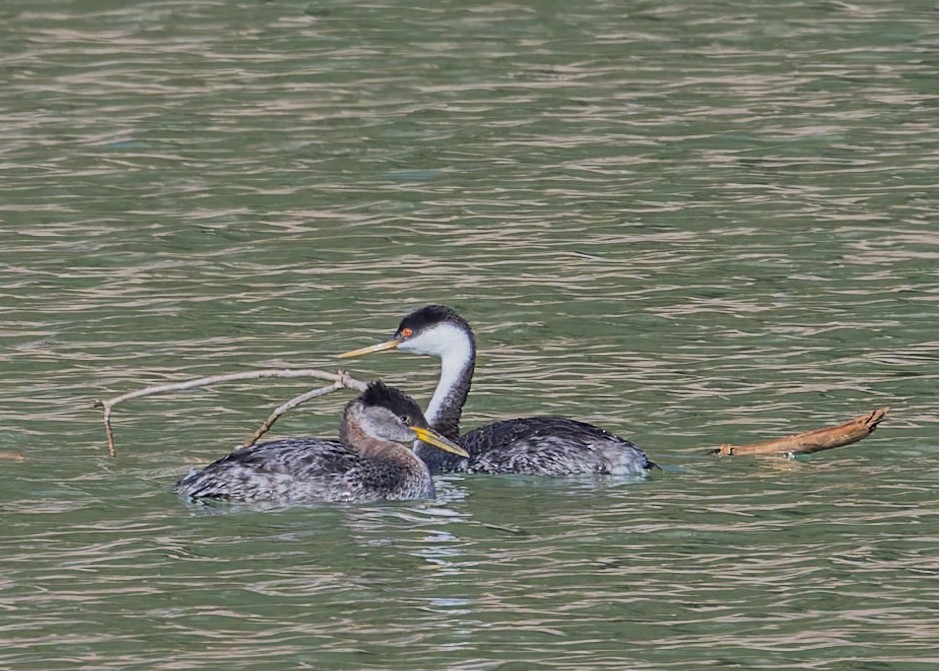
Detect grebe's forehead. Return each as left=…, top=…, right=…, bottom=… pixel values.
left=395, top=304, right=467, bottom=337
left=358, top=381, right=427, bottom=426
left=350, top=383, right=428, bottom=442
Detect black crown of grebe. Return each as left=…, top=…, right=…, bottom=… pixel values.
left=177, top=381, right=469, bottom=504
left=339, top=305, right=657, bottom=476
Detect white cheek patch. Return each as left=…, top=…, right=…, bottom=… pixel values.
left=399, top=324, right=473, bottom=426
left=357, top=407, right=410, bottom=443
left=355, top=408, right=383, bottom=439
left=399, top=323, right=469, bottom=357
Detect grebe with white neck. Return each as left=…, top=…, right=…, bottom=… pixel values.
left=339, top=305, right=656, bottom=476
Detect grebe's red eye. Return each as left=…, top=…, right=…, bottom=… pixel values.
left=400, top=327, right=413, bottom=338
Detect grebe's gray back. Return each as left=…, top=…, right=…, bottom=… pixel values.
left=177, top=381, right=468, bottom=503
left=339, top=305, right=656, bottom=476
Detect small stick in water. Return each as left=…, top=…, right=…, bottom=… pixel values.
left=710, top=407, right=889, bottom=457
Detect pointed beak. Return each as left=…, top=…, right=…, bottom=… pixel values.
left=411, top=427, right=469, bottom=458
left=338, top=338, right=402, bottom=359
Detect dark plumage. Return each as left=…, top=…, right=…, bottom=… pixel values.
left=177, top=381, right=467, bottom=503
left=339, top=305, right=656, bottom=477
left=424, top=416, right=652, bottom=476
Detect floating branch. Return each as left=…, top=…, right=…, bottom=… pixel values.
left=93, top=368, right=368, bottom=457
left=710, top=407, right=889, bottom=457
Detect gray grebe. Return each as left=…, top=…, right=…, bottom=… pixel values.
left=339, top=305, right=656, bottom=476
left=177, top=381, right=469, bottom=503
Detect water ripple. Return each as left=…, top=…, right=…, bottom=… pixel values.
left=2, top=0, right=938, bottom=669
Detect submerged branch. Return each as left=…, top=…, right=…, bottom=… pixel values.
left=710, top=407, right=889, bottom=457
left=93, top=368, right=368, bottom=457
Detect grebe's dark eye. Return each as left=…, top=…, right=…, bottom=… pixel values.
left=400, top=327, right=413, bottom=338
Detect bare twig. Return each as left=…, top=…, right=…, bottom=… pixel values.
left=93, top=368, right=368, bottom=457
left=710, top=407, right=889, bottom=457
left=238, top=371, right=367, bottom=449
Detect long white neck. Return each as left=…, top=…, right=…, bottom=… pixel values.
left=425, top=336, right=472, bottom=426
left=400, top=322, right=476, bottom=439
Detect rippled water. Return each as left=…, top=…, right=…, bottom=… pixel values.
left=2, top=0, right=938, bottom=669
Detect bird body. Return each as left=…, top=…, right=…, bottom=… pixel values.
left=439, top=416, right=650, bottom=476
left=339, top=305, right=655, bottom=477
left=177, top=381, right=468, bottom=503
left=176, top=436, right=433, bottom=503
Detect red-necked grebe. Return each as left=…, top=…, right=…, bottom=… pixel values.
left=177, top=381, right=469, bottom=503
left=339, top=305, right=656, bottom=476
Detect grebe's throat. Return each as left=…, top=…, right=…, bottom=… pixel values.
left=401, top=322, right=476, bottom=439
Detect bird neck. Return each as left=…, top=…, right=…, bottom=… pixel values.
left=423, top=328, right=476, bottom=440
left=339, top=414, right=403, bottom=460
left=339, top=414, right=434, bottom=497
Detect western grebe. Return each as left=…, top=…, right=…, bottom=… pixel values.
left=339, top=305, right=656, bottom=476
left=177, top=380, right=469, bottom=503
